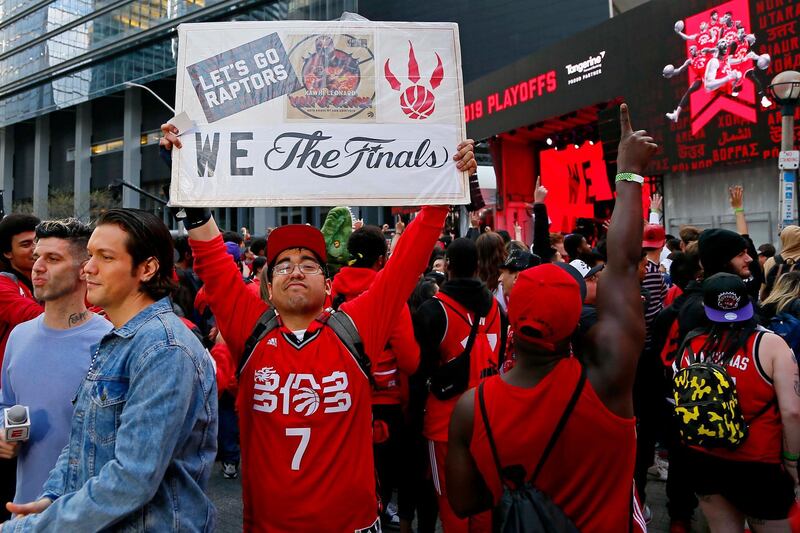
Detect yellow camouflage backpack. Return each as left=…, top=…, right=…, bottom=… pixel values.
left=672, top=330, right=748, bottom=449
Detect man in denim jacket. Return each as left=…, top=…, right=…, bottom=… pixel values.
left=0, top=209, right=218, bottom=532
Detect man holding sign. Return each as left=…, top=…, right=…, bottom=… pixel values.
left=162, top=122, right=475, bottom=532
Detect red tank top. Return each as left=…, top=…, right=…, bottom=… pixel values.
left=470, top=358, right=639, bottom=533
left=423, top=293, right=502, bottom=441
left=680, top=329, right=782, bottom=463
left=237, top=317, right=378, bottom=532
left=691, top=54, right=709, bottom=77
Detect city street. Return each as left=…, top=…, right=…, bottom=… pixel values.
left=207, top=462, right=707, bottom=533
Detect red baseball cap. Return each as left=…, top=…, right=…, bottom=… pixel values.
left=642, top=224, right=666, bottom=249
left=266, top=225, right=328, bottom=267
left=508, top=264, right=582, bottom=351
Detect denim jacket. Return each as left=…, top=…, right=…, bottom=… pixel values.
left=3, top=298, right=218, bottom=532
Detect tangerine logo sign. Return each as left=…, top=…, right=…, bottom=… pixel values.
left=384, top=41, right=444, bottom=119
left=684, top=0, right=756, bottom=134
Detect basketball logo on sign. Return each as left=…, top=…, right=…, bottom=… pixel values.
left=384, top=41, right=444, bottom=120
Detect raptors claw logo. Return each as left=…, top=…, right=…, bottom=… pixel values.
left=384, top=41, right=444, bottom=119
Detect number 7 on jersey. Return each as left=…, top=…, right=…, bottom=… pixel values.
left=286, top=427, right=310, bottom=470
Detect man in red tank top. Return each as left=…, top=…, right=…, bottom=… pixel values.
left=413, top=237, right=505, bottom=532
left=161, top=123, right=476, bottom=532
left=677, top=272, right=800, bottom=530
left=446, top=104, right=656, bottom=532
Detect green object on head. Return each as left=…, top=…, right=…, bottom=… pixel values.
left=321, top=207, right=353, bottom=273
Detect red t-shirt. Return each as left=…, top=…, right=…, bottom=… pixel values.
left=470, top=358, right=641, bottom=533
left=679, top=329, right=782, bottom=463
left=423, top=293, right=502, bottom=442
left=190, top=206, right=447, bottom=532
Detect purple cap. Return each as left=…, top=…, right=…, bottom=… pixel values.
left=702, top=273, right=754, bottom=323
left=224, top=241, right=242, bottom=263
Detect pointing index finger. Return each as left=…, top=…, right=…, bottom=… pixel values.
left=620, top=103, right=633, bottom=136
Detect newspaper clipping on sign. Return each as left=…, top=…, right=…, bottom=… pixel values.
left=170, top=21, right=467, bottom=207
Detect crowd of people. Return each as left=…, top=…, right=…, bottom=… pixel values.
left=0, top=103, right=798, bottom=533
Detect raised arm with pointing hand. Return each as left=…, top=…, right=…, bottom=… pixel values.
left=587, top=103, right=658, bottom=417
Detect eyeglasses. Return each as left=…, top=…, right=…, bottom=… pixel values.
left=272, top=261, right=324, bottom=276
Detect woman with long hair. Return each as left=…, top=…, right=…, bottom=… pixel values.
left=760, top=270, right=800, bottom=323
left=476, top=231, right=506, bottom=293
left=676, top=273, right=800, bottom=531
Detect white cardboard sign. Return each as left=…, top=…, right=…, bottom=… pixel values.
left=170, top=21, right=468, bottom=207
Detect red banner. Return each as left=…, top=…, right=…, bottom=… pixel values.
left=539, top=141, right=610, bottom=233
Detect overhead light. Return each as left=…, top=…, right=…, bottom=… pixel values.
left=573, top=143, right=580, bottom=149
left=589, top=140, right=595, bottom=145
left=546, top=137, right=553, bottom=146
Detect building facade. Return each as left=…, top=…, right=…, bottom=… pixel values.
left=0, top=0, right=612, bottom=233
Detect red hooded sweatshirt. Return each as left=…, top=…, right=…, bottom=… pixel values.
left=0, top=272, right=42, bottom=366
left=331, top=266, right=419, bottom=405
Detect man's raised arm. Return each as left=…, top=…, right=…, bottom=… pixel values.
left=589, top=104, right=658, bottom=418
left=344, top=140, right=476, bottom=358
left=160, top=122, right=266, bottom=357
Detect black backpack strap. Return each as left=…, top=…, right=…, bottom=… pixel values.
left=237, top=308, right=279, bottom=378
left=497, top=307, right=509, bottom=369
left=461, top=312, right=483, bottom=358
left=674, top=327, right=708, bottom=369
left=324, top=311, right=376, bottom=388
left=331, top=293, right=346, bottom=311
left=530, top=364, right=587, bottom=484
left=478, top=381, right=507, bottom=488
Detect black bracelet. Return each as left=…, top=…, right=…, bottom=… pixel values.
left=179, top=208, right=212, bottom=230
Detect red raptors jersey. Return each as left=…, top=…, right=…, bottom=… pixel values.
left=732, top=39, right=754, bottom=77
left=697, top=29, right=716, bottom=47
left=238, top=321, right=378, bottom=532
left=722, top=27, right=739, bottom=46
left=709, top=22, right=725, bottom=43
left=680, top=330, right=782, bottom=463
left=190, top=206, right=449, bottom=532
left=423, top=293, right=501, bottom=442
left=691, top=53, right=710, bottom=78
left=470, top=358, right=642, bottom=533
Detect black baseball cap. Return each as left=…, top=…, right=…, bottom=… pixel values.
left=554, top=261, right=587, bottom=302
left=702, top=272, right=754, bottom=323
left=500, top=250, right=541, bottom=272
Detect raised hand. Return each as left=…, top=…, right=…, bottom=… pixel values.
left=159, top=123, right=182, bottom=150
left=534, top=176, right=548, bottom=204
left=729, top=185, right=744, bottom=209
left=650, top=193, right=663, bottom=213
left=454, top=139, right=477, bottom=174
left=469, top=211, right=481, bottom=228
left=617, top=104, right=658, bottom=175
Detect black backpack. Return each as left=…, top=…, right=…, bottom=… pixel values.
left=478, top=367, right=585, bottom=533
left=763, top=254, right=799, bottom=298
left=672, top=329, right=773, bottom=449
left=236, top=308, right=374, bottom=388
